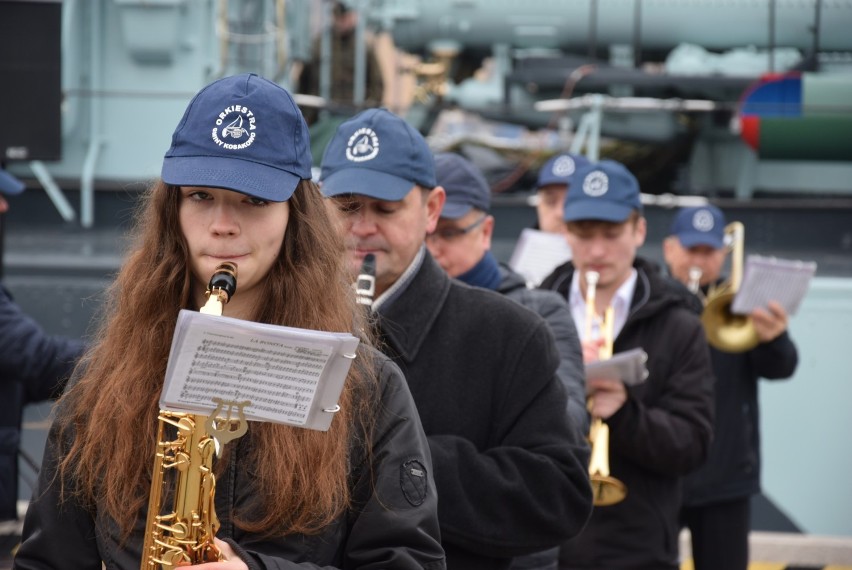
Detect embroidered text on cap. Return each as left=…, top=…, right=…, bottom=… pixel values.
left=552, top=155, right=577, bottom=177
left=583, top=171, right=609, bottom=197
left=346, top=127, right=379, bottom=162
left=211, top=104, right=257, bottom=150
left=692, top=209, right=715, bottom=232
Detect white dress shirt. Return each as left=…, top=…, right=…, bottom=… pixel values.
left=569, top=268, right=638, bottom=343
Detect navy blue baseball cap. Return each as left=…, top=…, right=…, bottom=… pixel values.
left=0, top=167, right=25, bottom=196
left=536, top=152, right=591, bottom=189
left=319, top=108, right=436, bottom=201
left=434, top=152, right=490, bottom=219
left=669, top=205, right=726, bottom=249
left=563, top=160, right=642, bottom=223
left=162, top=73, right=312, bottom=202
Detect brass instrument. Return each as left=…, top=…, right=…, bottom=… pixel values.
left=141, top=262, right=248, bottom=569
left=700, top=222, right=760, bottom=353
left=687, top=266, right=702, bottom=296
left=584, top=271, right=627, bottom=507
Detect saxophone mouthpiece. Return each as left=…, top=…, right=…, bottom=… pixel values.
left=209, top=262, right=238, bottom=303
left=201, top=262, right=238, bottom=315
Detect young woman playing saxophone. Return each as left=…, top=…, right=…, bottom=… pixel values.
left=14, top=74, right=444, bottom=570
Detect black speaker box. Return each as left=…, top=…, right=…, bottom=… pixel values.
left=0, top=0, right=62, bottom=162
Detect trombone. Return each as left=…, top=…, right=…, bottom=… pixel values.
left=584, top=271, right=627, bottom=507
left=699, top=222, right=760, bottom=353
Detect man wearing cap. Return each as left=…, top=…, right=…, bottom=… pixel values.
left=0, top=166, right=85, bottom=549
left=320, top=109, right=593, bottom=570
left=539, top=160, right=714, bottom=570
left=428, top=153, right=587, bottom=433
left=664, top=205, right=798, bottom=570
left=534, top=152, right=591, bottom=236
left=298, top=0, right=384, bottom=121
left=427, top=152, right=588, bottom=570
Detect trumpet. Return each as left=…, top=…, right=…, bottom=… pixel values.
left=687, top=266, right=703, bottom=296
left=584, top=271, right=627, bottom=507
left=700, top=222, right=760, bottom=353
left=141, top=262, right=248, bottom=569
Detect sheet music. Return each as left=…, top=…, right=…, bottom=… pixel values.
left=585, top=347, right=649, bottom=388
left=731, top=255, right=817, bottom=316
left=508, top=228, right=572, bottom=286
left=161, top=310, right=359, bottom=431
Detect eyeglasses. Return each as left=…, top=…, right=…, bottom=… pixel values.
left=426, top=214, right=488, bottom=242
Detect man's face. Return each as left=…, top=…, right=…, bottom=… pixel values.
left=329, top=186, right=445, bottom=296
left=536, top=184, right=568, bottom=235
left=333, top=8, right=357, bottom=35
left=426, top=209, right=493, bottom=278
left=565, top=215, right=646, bottom=294
left=663, top=237, right=726, bottom=286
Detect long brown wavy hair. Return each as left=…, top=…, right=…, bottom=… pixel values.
left=55, top=179, right=377, bottom=537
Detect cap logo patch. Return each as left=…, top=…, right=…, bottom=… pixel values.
left=211, top=104, right=257, bottom=150
left=552, top=155, right=576, bottom=177
left=692, top=209, right=715, bottom=232
left=346, top=127, right=380, bottom=162
left=583, top=171, right=609, bottom=197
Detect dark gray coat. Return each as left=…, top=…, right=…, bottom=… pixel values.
left=376, top=253, right=593, bottom=570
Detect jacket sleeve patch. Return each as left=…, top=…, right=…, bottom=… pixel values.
left=400, top=459, right=428, bottom=507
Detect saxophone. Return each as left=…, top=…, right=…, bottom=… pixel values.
left=141, top=262, right=247, bottom=569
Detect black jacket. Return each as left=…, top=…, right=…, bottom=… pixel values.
left=497, top=263, right=588, bottom=435
left=14, top=352, right=446, bottom=569
left=683, top=279, right=798, bottom=507
left=376, top=253, right=593, bottom=570
left=540, top=258, right=714, bottom=570
left=0, top=285, right=84, bottom=521
left=497, top=265, right=587, bottom=570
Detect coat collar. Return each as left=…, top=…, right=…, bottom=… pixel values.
left=376, top=251, right=451, bottom=363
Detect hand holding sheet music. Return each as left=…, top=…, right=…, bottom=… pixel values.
left=731, top=255, right=816, bottom=316
left=160, top=310, right=359, bottom=431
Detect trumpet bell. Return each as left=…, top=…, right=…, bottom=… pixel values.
left=587, top=418, right=627, bottom=506
left=590, top=475, right=627, bottom=507
left=701, top=291, right=760, bottom=353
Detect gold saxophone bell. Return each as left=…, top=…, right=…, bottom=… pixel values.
left=700, top=222, right=760, bottom=353
left=584, top=271, right=627, bottom=507
left=141, top=263, right=248, bottom=569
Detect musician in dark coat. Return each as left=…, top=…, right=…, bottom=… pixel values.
left=664, top=205, right=798, bottom=570
left=320, top=109, right=593, bottom=570
left=540, top=160, right=715, bottom=570
left=0, top=167, right=85, bottom=524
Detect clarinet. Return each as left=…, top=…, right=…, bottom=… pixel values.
left=355, top=253, right=376, bottom=308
